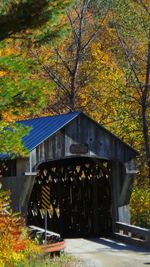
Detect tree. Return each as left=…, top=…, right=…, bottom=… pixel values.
left=32, top=0, right=103, bottom=113
left=0, top=0, right=72, bottom=44
left=91, top=0, right=150, bottom=181
left=0, top=0, right=72, bottom=155
left=114, top=0, right=150, bottom=180
left=0, top=2, right=73, bottom=264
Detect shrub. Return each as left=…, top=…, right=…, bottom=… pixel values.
left=0, top=189, right=40, bottom=267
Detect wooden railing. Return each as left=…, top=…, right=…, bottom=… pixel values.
left=115, top=222, right=150, bottom=248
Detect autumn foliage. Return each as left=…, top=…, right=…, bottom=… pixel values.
left=0, top=189, right=39, bottom=267
left=130, top=185, right=150, bottom=228
left=0, top=0, right=149, bottom=234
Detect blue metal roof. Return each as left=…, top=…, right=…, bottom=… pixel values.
left=18, top=112, right=81, bottom=151
left=0, top=153, right=11, bottom=159
left=0, top=111, right=138, bottom=160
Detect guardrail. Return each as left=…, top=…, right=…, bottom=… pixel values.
left=115, top=222, right=150, bottom=248
left=29, top=225, right=60, bottom=237
left=29, top=225, right=65, bottom=254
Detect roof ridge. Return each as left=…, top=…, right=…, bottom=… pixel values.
left=18, top=111, right=81, bottom=123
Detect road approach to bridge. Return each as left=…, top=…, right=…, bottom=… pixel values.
left=65, top=238, right=150, bottom=267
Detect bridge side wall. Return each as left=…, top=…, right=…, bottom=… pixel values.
left=1, top=158, right=28, bottom=212
left=1, top=114, right=137, bottom=225
left=26, top=115, right=136, bottom=171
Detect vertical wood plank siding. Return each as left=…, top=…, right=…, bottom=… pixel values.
left=29, top=114, right=136, bottom=170
left=1, top=113, right=137, bottom=218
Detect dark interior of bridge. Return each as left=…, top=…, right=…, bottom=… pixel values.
left=27, top=157, right=112, bottom=237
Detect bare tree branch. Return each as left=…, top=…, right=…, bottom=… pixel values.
left=114, top=21, right=143, bottom=96
left=42, top=64, right=71, bottom=96
left=32, top=0, right=97, bottom=112
left=73, top=5, right=81, bottom=20
left=31, top=49, right=71, bottom=97
left=66, top=11, right=79, bottom=46
left=81, top=29, right=99, bottom=51
left=138, top=0, right=150, bottom=16
left=54, top=47, right=73, bottom=75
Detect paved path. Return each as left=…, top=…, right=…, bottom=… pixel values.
left=65, top=238, right=150, bottom=267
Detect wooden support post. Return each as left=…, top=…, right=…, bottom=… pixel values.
left=45, top=209, right=48, bottom=243
left=19, top=175, right=36, bottom=216
left=110, top=161, right=120, bottom=233
left=93, top=178, right=98, bottom=236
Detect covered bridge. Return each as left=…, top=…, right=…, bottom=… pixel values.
left=1, top=111, right=138, bottom=237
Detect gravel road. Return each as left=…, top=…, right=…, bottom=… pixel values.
left=65, top=238, right=150, bottom=267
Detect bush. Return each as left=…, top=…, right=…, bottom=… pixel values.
left=0, top=189, right=40, bottom=267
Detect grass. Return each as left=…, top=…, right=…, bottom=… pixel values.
left=17, top=253, right=81, bottom=267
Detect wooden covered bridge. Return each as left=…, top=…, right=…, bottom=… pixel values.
left=1, top=111, right=138, bottom=238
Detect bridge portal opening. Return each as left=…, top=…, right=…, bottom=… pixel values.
left=27, top=157, right=112, bottom=237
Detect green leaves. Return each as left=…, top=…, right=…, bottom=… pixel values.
left=0, top=0, right=73, bottom=155
left=0, top=122, right=30, bottom=155
left=0, top=0, right=73, bottom=44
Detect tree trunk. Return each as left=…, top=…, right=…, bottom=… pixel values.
left=142, top=40, right=150, bottom=180
left=69, top=92, right=75, bottom=111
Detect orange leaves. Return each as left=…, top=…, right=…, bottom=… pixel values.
left=0, top=70, right=7, bottom=77
left=0, top=190, right=39, bottom=266
left=1, top=110, right=16, bottom=123
left=0, top=46, right=17, bottom=57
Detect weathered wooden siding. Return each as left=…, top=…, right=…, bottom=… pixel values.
left=26, top=114, right=136, bottom=173
left=1, top=113, right=137, bottom=224
left=1, top=158, right=28, bottom=211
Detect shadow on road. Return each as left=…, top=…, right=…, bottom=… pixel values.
left=85, top=238, right=150, bottom=254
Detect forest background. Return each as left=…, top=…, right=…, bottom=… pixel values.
left=0, top=0, right=149, bottom=248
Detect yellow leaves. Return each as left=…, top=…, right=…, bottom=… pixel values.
left=130, top=186, right=150, bottom=227
left=2, top=108, right=33, bottom=122
left=0, top=37, right=28, bottom=59
left=0, top=70, right=7, bottom=77
left=0, top=39, right=20, bottom=57
left=0, top=47, right=16, bottom=57
left=2, top=111, right=15, bottom=123
left=92, top=45, right=109, bottom=64
left=35, top=46, right=53, bottom=63
left=92, top=42, right=121, bottom=73
left=77, top=39, right=126, bottom=125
